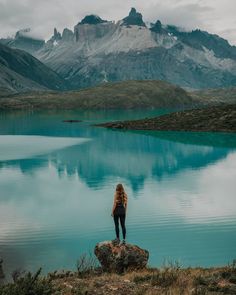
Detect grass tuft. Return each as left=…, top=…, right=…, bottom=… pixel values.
left=0, top=268, right=53, bottom=295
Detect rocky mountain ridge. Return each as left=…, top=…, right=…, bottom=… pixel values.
left=1, top=7, right=236, bottom=90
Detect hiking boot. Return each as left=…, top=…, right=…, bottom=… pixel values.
left=121, top=239, right=126, bottom=245
left=112, top=238, right=120, bottom=245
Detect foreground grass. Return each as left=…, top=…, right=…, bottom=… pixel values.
left=1, top=262, right=236, bottom=295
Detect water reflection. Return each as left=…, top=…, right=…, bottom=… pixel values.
left=0, top=132, right=231, bottom=192
left=0, top=110, right=236, bottom=278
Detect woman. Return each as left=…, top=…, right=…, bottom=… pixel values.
left=111, top=183, right=128, bottom=244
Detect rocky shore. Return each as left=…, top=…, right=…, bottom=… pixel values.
left=97, top=104, right=236, bottom=133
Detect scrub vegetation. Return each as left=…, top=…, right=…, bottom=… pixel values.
left=1, top=258, right=236, bottom=295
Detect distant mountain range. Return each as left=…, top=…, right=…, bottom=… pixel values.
left=1, top=7, right=236, bottom=92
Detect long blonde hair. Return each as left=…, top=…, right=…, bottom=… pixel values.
left=115, top=183, right=127, bottom=205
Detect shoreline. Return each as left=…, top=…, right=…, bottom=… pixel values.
left=96, top=104, right=236, bottom=133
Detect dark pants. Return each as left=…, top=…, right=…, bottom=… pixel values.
left=113, top=206, right=126, bottom=239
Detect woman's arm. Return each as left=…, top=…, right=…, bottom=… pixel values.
left=111, top=194, right=117, bottom=217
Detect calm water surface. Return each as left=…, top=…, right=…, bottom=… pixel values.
left=0, top=110, right=236, bottom=277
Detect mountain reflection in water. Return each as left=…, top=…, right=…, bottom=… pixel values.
left=0, top=110, right=236, bottom=278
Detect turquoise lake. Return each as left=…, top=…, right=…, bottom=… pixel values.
left=0, top=110, right=236, bottom=277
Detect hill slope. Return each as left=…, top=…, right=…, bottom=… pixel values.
left=0, top=80, right=196, bottom=110
left=191, top=87, right=236, bottom=104
left=0, top=63, right=47, bottom=95
left=0, top=43, right=67, bottom=94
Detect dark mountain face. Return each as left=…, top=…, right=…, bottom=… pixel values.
left=122, top=8, right=146, bottom=27
left=150, top=20, right=166, bottom=34
left=63, top=47, right=236, bottom=90
left=0, top=43, right=68, bottom=93
left=79, top=15, right=108, bottom=25
left=166, top=26, right=236, bottom=60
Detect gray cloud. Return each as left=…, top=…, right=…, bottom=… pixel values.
left=0, top=0, right=235, bottom=45
left=143, top=1, right=213, bottom=29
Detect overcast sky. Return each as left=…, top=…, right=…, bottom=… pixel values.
left=0, top=0, right=235, bottom=45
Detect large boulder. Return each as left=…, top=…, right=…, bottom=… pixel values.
left=94, top=241, right=149, bottom=273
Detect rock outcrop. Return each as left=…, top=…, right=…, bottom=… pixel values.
left=122, top=8, right=146, bottom=27
left=150, top=20, right=166, bottom=34
left=62, top=28, right=74, bottom=42
left=94, top=241, right=149, bottom=273
left=79, top=15, right=108, bottom=25
left=53, top=28, right=62, bottom=42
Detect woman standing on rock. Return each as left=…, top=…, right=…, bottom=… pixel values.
left=111, top=183, right=128, bottom=245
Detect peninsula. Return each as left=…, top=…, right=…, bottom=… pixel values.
left=97, top=104, right=236, bottom=133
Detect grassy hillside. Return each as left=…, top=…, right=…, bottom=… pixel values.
left=190, top=87, right=236, bottom=104
left=0, top=80, right=196, bottom=110
left=1, top=80, right=236, bottom=110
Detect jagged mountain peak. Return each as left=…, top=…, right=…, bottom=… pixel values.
left=122, top=7, right=146, bottom=27
left=62, top=28, right=74, bottom=41
left=150, top=20, right=166, bottom=34
left=53, top=28, right=62, bottom=41
left=79, top=15, right=108, bottom=25
left=129, top=7, right=138, bottom=17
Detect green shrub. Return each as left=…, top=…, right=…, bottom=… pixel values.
left=193, top=275, right=208, bottom=286
left=150, top=261, right=181, bottom=288
left=0, top=268, right=53, bottom=295
left=151, top=269, right=179, bottom=287
left=71, top=285, right=89, bottom=295
left=76, top=253, right=98, bottom=277
left=133, top=274, right=152, bottom=284
left=192, top=286, right=207, bottom=295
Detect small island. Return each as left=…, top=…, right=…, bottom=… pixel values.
left=97, top=104, right=236, bottom=133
